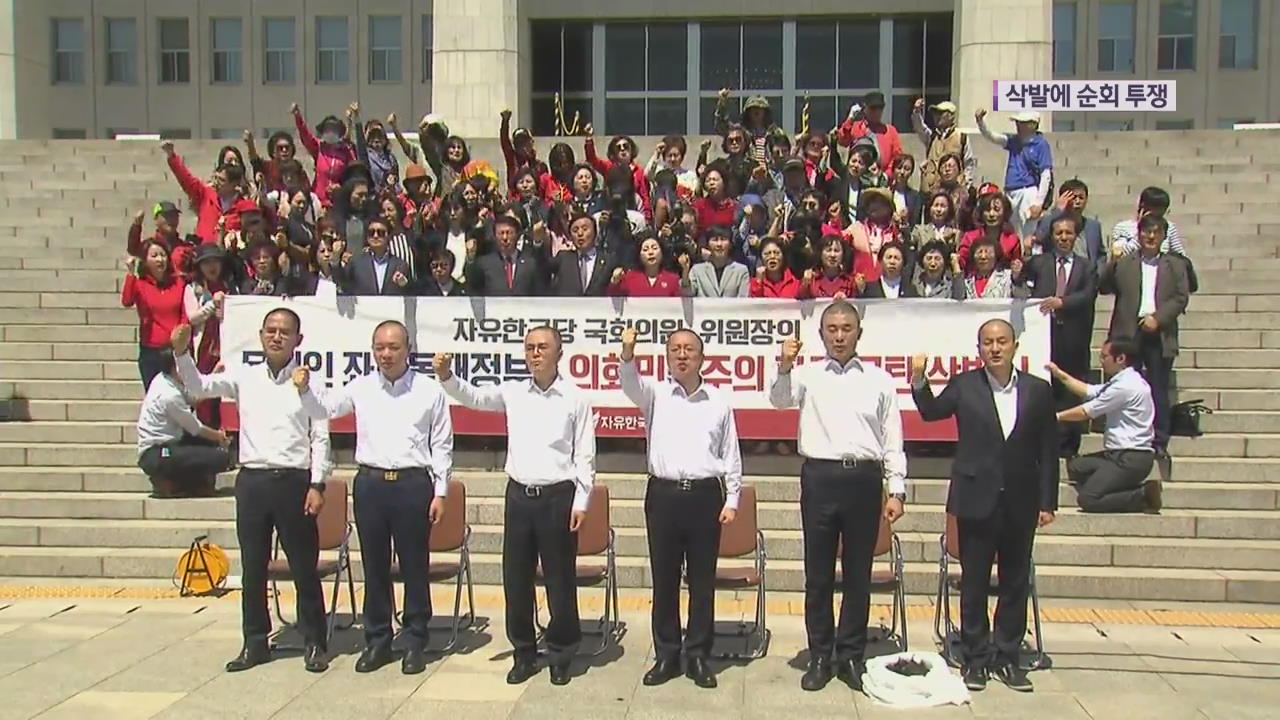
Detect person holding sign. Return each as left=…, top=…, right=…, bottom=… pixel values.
left=171, top=310, right=332, bottom=675
left=619, top=327, right=742, bottom=689
left=768, top=301, right=907, bottom=692
left=296, top=320, right=453, bottom=676
left=909, top=319, right=1058, bottom=693
left=436, top=327, right=595, bottom=687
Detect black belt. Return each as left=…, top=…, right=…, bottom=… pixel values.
left=240, top=467, right=308, bottom=477
left=358, top=465, right=429, bottom=482
left=805, top=457, right=883, bottom=471
left=508, top=479, right=574, bottom=498
left=649, top=475, right=721, bottom=492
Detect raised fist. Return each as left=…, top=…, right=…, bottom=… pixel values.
left=718, top=88, right=730, bottom=101
left=1010, top=258, right=1024, bottom=277
left=802, top=268, right=815, bottom=283
left=780, top=337, right=803, bottom=370
left=387, top=112, right=398, bottom=126
left=913, top=98, right=925, bottom=112
left=289, top=102, right=301, bottom=116
left=700, top=138, right=713, bottom=152
left=677, top=253, right=691, bottom=270
left=170, top=324, right=192, bottom=354
left=433, top=352, right=454, bottom=382
left=975, top=107, right=988, bottom=121
left=346, top=102, right=360, bottom=119
left=159, top=140, right=175, bottom=156
left=1111, top=242, right=1126, bottom=259
left=854, top=273, right=866, bottom=292
left=755, top=266, right=765, bottom=280
left=621, top=327, right=639, bottom=350
left=500, top=109, right=512, bottom=121
left=583, top=123, right=594, bottom=136
left=291, top=367, right=310, bottom=392
left=242, top=129, right=253, bottom=143
left=910, top=353, right=928, bottom=382
left=744, top=205, right=754, bottom=216
left=655, top=141, right=667, bottom=155
left=610, top=267, right=625, bottom=285
left=133, top=210, right=145, bottom=225
left=392, top=270, right=408, bottom=288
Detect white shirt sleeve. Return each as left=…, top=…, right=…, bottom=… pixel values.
left=720, top=406, right=744, bottom=511
left=976, top=117, right=1008, bottom=147
left=309, top=416, right=332, bottom=485
left=176, top=352, right=238, bottom=400
left=1035, top=167, right=1052, bottom=206
left=571, top=393, right=597, bottom=513
left=619, top=359, right=657, bottom=410
left=768, top=367, right=804, bottom=408
left=1082, top=382, right=1125, bottom=420
left=441, top=375, right=507, bottom=412
left=427, top=387, right=454, bottom=495
left=878, top=381, right=908, bottom=495
left=300, top=381, right=356, bottom=420
left=161, top=389, right=204, bottom=437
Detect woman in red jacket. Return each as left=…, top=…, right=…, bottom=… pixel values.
left=957, top=191, right=1023, bottom=271
left=606, top=233, right=691, bottom=297
left=121, top=239, right=187, bottom=389
left=692, top=167, right=736, bottom=237
left=798, top=236, right=862, bottom=299
left=749, top=238, right=802, bottom=298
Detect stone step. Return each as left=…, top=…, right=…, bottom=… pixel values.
left=1201, top=411, right=1280, bottom=434
left=1092, top=329, right=1280, bottom=350
left=4, top=491, right=1278, bottom=540
left=1170, top=369, right=1280, bottom=390
left=1179, top=389, right=1280, bottom=411
left=1, top=325, right=137, bottom=343
left=1083, top=433, right=1280, bottom=458
left=7, top=399, right=139, bottom=421
left=0, top=307, right=135, bottom=326
left=0, top=380, right=140, bottom=400
left=0, top=421, right=129, bottom=444
left=0, top=544, right=1274, bottom=601
left=1184, top=349, right=1280, bottom=369
left=0, top=360, right=138, bottom=380
left=0, top=443, right=137, bottom=466
left=0, top=342, right=137, bottom=361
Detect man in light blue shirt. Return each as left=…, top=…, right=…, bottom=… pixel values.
left=1047, top=336, right=1158, bottom=513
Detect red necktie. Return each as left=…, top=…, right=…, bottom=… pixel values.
left=504, top=256, right=515, bottom=289
left=1055, top=257, right=1068, bottom=297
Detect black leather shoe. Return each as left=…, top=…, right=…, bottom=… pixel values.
left=800, top=657, right=833, bottom=691
left=963, top=664, right=988, bottom=691
left=994, top=663, right=1033, bottom=692
left=225, top=644, right=271, bottom=673
left=549, top=662, right=572, bottom=686
left=834, top=658, right=864, bottom=691
left=643, top=657, right=682, bottom=686
left=506, top=658, right=538, bottom=685
left=401, top=647, right=428, bottom=675
left=354, top=642, right=394, bottom=673
left=685, top=657, right=717, bottom=689
left=303, top=644, right=328, bottom=673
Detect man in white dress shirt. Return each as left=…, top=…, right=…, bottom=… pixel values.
left=171, top=309, right=332, bottom=674
left=620, top=327, right=742, bottom=689
left=297, top=320, right=453, bottom=675
left=1049, top=336, right=1159, bottom=513
left=135, top=348, right=232, bottom=498
left=769, top=301, right=907, bottom=692
left=436, top=326, right=594, bottom=686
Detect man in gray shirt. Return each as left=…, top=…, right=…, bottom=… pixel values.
left=135, top=347, right=232, bottom=498
left=1048, top=336, right=1158, bottom=513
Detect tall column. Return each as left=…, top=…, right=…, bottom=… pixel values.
left=430, top=0, right=520, bottom=138
left=0, top=0, right=18, bottom=139
left=951, top=0, right=1053, bottom=131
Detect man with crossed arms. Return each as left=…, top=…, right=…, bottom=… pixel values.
left=619, top=326, right=742, bottom=689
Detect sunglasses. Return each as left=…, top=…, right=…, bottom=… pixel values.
left=368, top=229, right=388, bottom=237
left=727, top=136, right=746, bottom=144
left=275, top=144, right=293, bottom=153
left=430, top=261, right=451, bottom=269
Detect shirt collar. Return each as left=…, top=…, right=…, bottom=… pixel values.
left=379, top=369, right=413, bottom=392
left=528, top=374, right=567, bottom=397
left=984, top=367, right=1018, bottom=393
left=668, top=378, right=710, bottom=401
left=825, top=356, right=864, bottom=373
left=264, top=360, right=297, bottom=384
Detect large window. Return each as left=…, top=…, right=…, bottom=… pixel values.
left=52, top=19, right=84, bottom=85
left=530, top=21, right=593, bottom=136
left=264, top=18, right=296, bottom=85
left=158, top=18, right=189, bottom=84
left=316, top=16, right=350, bottom=84
left=1097, top=2, right=1135, bottom=72
left=105, top=18, right=138, bottom=85
left=422, top=15, right=433, bottom=82
left=602, top=23, right=688, bottom=136
left=1219, top=0, right=1257, bottom=69
left=1157, top=0, right=1196, bottom=71
left=530, top=17, right=951, bottom=136
left=211, top=19, right=242, bottom=84
left=1052, top=3, right=1077, bottom=75
left=369, top=16, right=402, bottom=83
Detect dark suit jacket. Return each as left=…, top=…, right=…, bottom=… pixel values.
left=1098, top=253, right=1190, bottom=357
left=1019, top=252, right=1097, bottom=366
left=466, top=245, right=550, bottom=297
left=912, top=369, right=1058, bottom=527
left=859, top=277, right=920, bottom=299
left=419, top=278, right=468, bottom=297
left=551, top=247, right=619, bottom=297
left=333, top=252, right=414, bottom=296
left=1034, top=211, right=1105, bottom=275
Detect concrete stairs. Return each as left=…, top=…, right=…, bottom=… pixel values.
left=0, top=132, right=1277, bottom=604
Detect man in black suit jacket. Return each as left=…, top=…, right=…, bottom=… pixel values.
left=332, top=218, right=413, bottom=296
left=551, top=214, right=618, bottom=297
left=466, top=215, right=549, bottom=297
left=910, top=319, right=1057, bottom=694
left=418, top=248, right=467, bottom=297
left=1019, top=215, right=1099, bottom=456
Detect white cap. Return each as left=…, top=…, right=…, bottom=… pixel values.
left=1011, top=111, right=1041, bottom=124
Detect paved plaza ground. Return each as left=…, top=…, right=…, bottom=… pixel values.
left=1, top=586, right=1279, bottom=720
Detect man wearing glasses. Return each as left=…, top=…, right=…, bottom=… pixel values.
left=332, top=217, right=413, bottom=296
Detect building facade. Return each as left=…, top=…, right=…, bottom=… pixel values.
left=0, top=0, right=1274, bottom=140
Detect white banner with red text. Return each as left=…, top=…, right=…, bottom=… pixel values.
left=220, top=296, right=1050, bottom=440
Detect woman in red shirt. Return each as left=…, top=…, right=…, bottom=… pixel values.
left=607, top=233, right=690, bottom=297
left=692, top=167, right=736, bottom=237
left=799, top=236, right=861, bottom=299
left=957, top=191, right=1023, bottom=271
left=749, top=238, right=802, bottom=298
left=121, top=239, right=187, bottom=389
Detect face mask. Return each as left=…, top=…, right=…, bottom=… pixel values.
left=321, top=131, right=341, bottom=145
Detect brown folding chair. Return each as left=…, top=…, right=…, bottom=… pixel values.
left=536, top=483, right=622, bottom=655
left=270, top=479, right=356, bottom=644
left=870, top=503, right=909, bottom=651
left=390, top=480, right=479, bottom=653
left=712, top=485, right=770, bottom=659
left=933, top=513, right=1045, bottom=669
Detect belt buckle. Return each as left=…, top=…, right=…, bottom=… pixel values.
left=384, top=470, right=398, bottom=482
left=840, top=457, right=859, bottom=469
left=676, top=478, right=693, bottom=491
left=523, top=484, right=542, bottom=498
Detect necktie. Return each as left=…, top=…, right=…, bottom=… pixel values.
left=504, top=256, right=515, bottom=289
left=580, top=254, right=591, bottom=290
left=1055, top=257, right=1068, bottom=297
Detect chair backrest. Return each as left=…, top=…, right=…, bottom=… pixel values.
left=577, top=484, right=610, bottom=556
left=718, top=485, right=758, bottom=558
left=873, top=504, right=894, bottom=557
left=316, top=479, right=349, bottom=551
left=945, top=513, right=961, bottom=560
left=430, top=480, right=467, bottom=552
